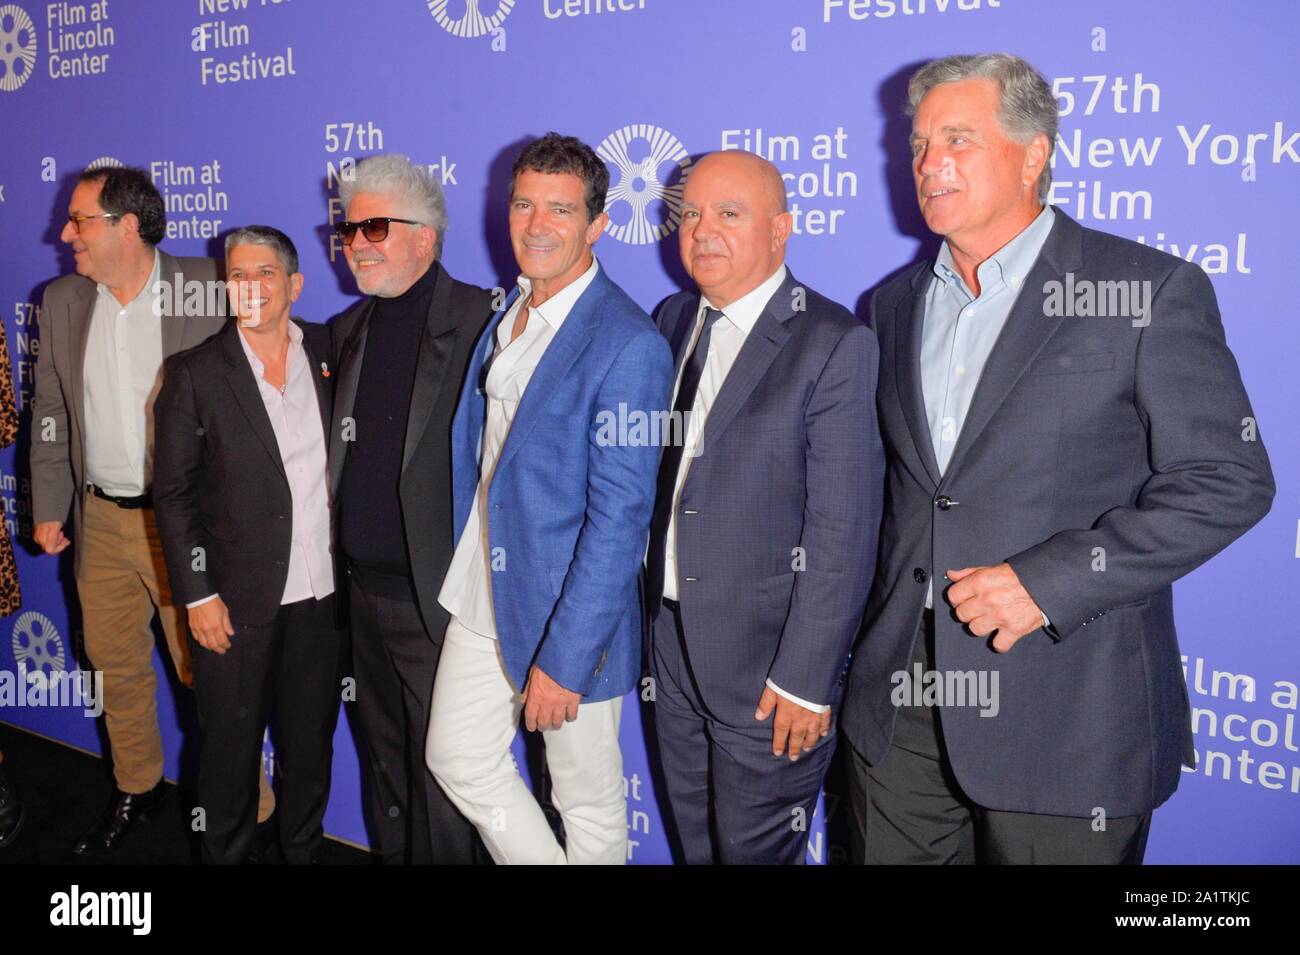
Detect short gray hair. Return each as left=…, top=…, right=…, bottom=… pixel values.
left=224, top=224, right=299, bottom=274
left=339, top=153, right=449, bottom=258
left=907, top=53, right=1058, bottom=201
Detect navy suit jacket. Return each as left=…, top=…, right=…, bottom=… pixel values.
left=841, top=211, right=1275, bottom=817
left=448, top=263, right=674, bottom=701
left=647, top=270, right=884, bottom=724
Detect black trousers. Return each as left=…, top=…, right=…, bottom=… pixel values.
left=348, top=571, right=481, bottom=864
left=651, top=599, right=834, bottom=865
left=191, top=592, right=343, bottom=865
left=845, top=611, right=1152, bottom=865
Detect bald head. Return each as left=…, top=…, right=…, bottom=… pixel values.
left=693, top=150, right=789, bottom=216
left=679, top=150, right=793, bottom=309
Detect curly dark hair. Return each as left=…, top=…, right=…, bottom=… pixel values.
left=78, top=166, right=166, bottom=247
left=510, top=132, right=610, bottom=223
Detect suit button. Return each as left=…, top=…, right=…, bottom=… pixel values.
left=935, top=495, right=953, bottom=510
left=684, top=576, right=697, bottom=583
left=683, top=509, right=698, bottom=515
left=913, top=568, right=928, bottom=584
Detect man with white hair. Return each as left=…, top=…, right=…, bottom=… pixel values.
left=329, top=154, right=494, bottom=864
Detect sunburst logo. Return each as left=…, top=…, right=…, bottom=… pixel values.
left=427, top=0, right=515, bottom=38
left=598, top=125, right=693, bottom=246
left=0, top=5, right=37, bottom=92
left=85, top=156, right=125, bottom=171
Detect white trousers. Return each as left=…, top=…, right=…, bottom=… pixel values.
left=426, top=616, right=627, bottom=865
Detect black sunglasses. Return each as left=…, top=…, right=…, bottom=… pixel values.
left=333, top=217, right=423, bottom=246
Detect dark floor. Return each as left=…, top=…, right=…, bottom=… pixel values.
left=0, top=722, right=374, bottom=865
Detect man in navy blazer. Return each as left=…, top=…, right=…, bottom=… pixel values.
left=426, top=133, right=673, bottom=864
left=840, top=54, right=1275, bottom=864
left=645, top=150, right=884, bottom=864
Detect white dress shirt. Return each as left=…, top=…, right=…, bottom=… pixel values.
left=83, top=250, right=163, bottom=497
left=438, top=257, right=600, bottom=640
left=188, top=320, right=334, bottom=608
left=660, top=264, right=827, bottom=713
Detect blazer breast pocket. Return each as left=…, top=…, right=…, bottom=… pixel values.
left=1027, top=351, right=1116, bottom=376
left=548, top=563, right=570, bottom=599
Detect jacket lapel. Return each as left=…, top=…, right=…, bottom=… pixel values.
left=158, top=251, right=187, bottom=357
left=491, top=273, right=600, bottom=479
left=894, top=269, right=942, bottom=488
left=450, top=294, right=511, bottom=538
left=294, top=318, right=334, bottom=440
left=402, top=263, right=459, bottom=475
left=665, top=296, right=697, bottom=379
left=694, top=270, right=799, bottom=453
left=221, top=323, right=287, bottom=483
left=939, top=212, right=1081, bottom=485
left=67, top=281, right=96, bottom=447
left=329, top=298, right=374, bottom=496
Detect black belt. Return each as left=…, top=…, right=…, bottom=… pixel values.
left=88, top=484, right=152, bottom=509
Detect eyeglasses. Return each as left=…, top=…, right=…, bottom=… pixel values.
left=66, top=213, right=120, bottom=233
left=333, top=217, right=423, bottom=246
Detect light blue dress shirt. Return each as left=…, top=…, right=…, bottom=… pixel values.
left=920, top=204, right=1056, bottom=609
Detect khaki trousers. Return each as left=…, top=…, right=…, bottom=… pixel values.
left=76, top=492, right=274, bottom=819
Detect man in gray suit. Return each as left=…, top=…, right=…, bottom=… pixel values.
left=30, top=166, right=260, bottom=854
left=841, top=54, right=1275, bottom=864
left=646, top=150, right=883, bottom=864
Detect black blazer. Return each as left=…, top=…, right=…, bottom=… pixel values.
left=153, top=318, right=336, bottom=627
left=327, top=261, right=495, bottom=641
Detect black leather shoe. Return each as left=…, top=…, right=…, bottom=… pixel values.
left=0, top=760, right=23, bottom=849
left=72, top=781, right=165, bottom=855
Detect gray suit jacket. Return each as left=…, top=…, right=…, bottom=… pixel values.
left=647, top=271, right=885, bottom=724
left=841, top=211, right=1275, bottom=817
left=30, top=250, right=227, bottom=576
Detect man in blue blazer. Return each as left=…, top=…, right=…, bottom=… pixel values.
left=841, top=54, right=1274, bottom=864
left=426, top=133, right=673, bottom=864
left=645, top=150, right=884, bottom=864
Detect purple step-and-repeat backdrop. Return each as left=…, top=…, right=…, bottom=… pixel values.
left=0, top=0, right=1295, bottom=863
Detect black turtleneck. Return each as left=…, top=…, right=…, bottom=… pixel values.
left=339, top=261, right=440, bottom=590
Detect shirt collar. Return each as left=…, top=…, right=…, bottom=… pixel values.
left=699, top=263, right=788, bottom=335
left=98, top=249, right=161, bottom=307
left=933, top=204, right=1055, bottom=296
left=514, top=256, right=600, bottom=331
left=236, top=316, right=301, bottom=376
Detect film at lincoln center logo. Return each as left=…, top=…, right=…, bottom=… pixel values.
left=598, top=124, right=693, bottom=246
left=0, top=4, right=37, bottom=92
left=11, top=611, right=67, bottom=678
left=427, top=0, right=515, bottom=38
